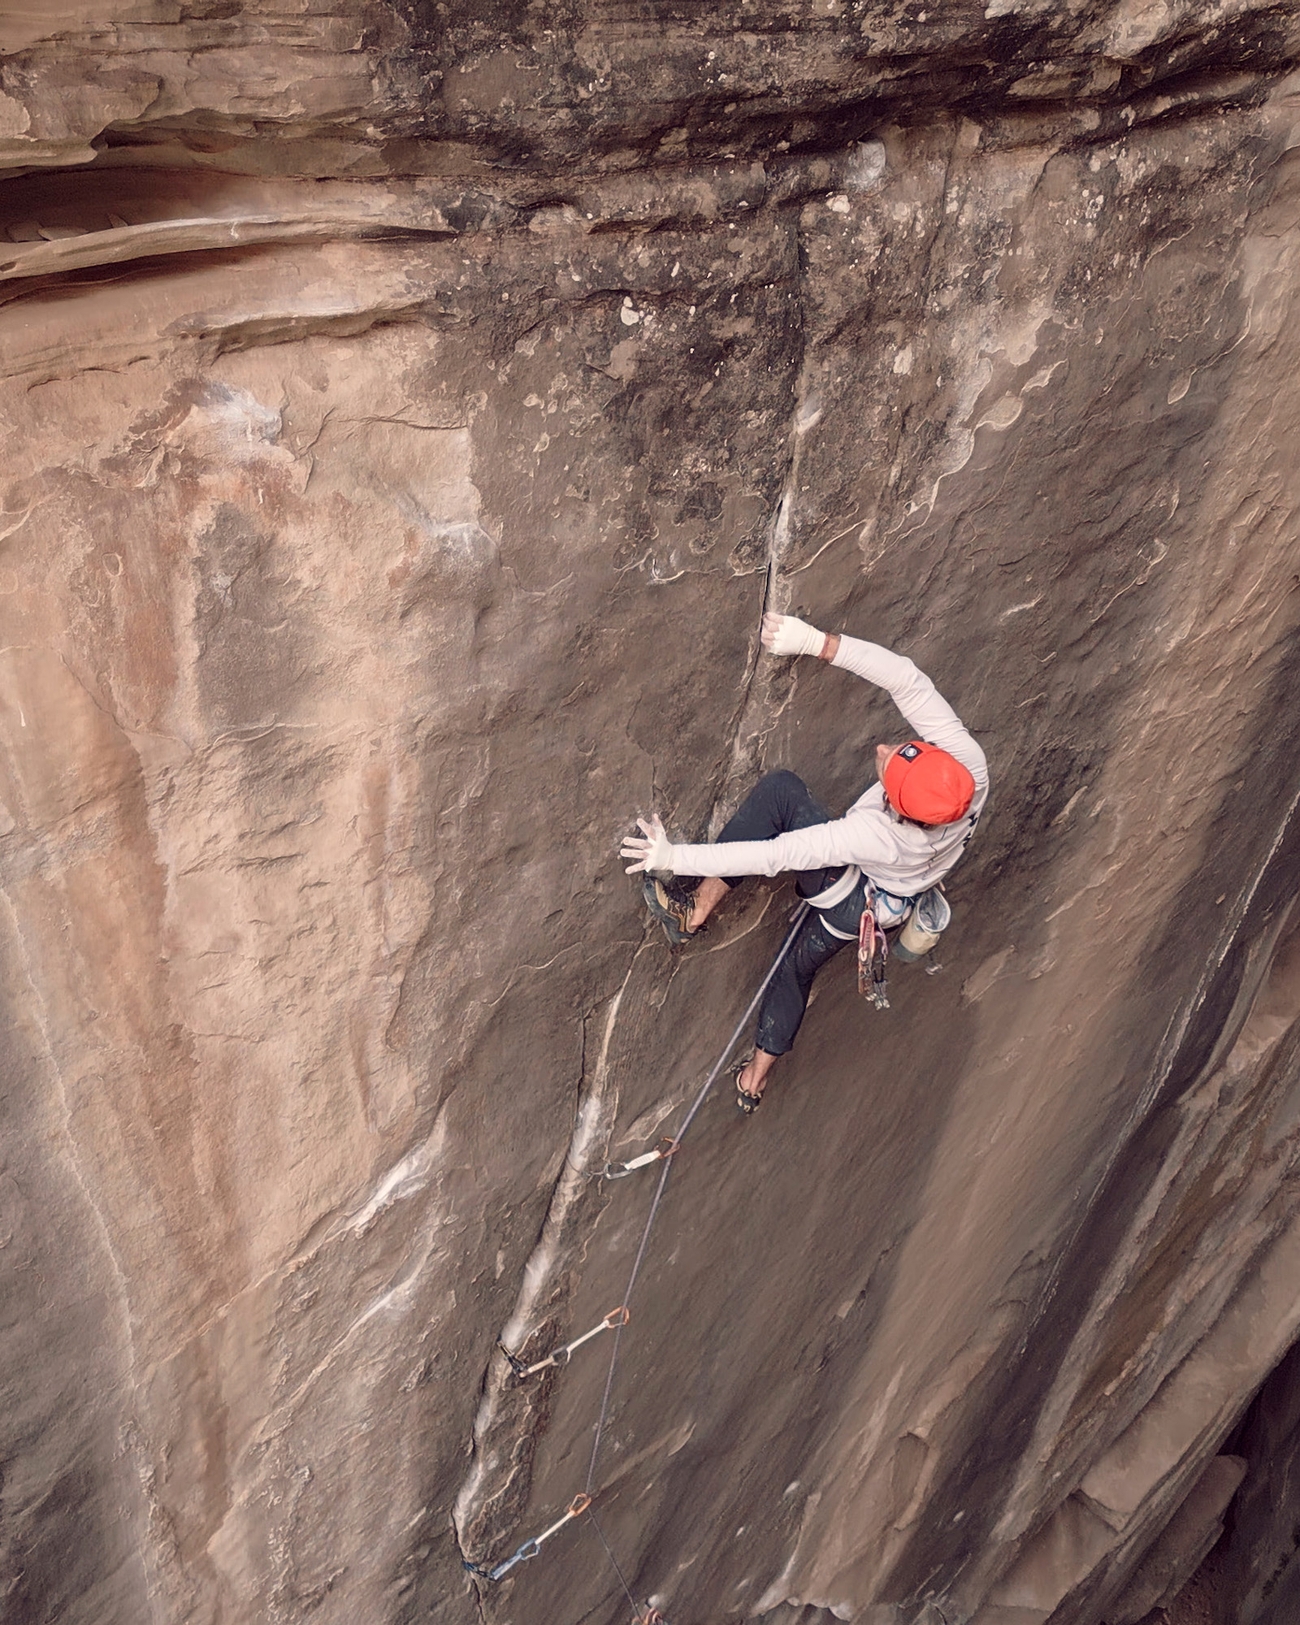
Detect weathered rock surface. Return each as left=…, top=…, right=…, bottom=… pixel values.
left=4, top=5, right=1300, bottom=1624
left=1194, top=1281, right=1300, bottom=1623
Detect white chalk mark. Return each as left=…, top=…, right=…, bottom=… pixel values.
left=781, top=514, right=864, bottom=578
left=0, top=500, right=38, bottom=543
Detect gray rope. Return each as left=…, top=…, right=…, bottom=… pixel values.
left=584, top=902, right=811, bottom=1495
left=587, top=1507, right=645, bottom=1618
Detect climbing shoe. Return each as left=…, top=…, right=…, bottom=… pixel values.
left=642, top=875, right=700, bottom=947
left=735, top=1079, right=762, bottom=1115
left=730, top=1051, right=762, bottom=1114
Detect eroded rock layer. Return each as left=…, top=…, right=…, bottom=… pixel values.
left=3, top=5, right=1300, bottom=1625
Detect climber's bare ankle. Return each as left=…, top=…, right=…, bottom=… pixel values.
left=688, top=876, right=730, bottom=932
left=739, top=1049, right=779, bottom=1097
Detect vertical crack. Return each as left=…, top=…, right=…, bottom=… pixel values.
left=449, top=195, right=820, bottom=1603
left=451, top=954, right=642, bottom=1576
left=710, top=256, right=815, bottom=831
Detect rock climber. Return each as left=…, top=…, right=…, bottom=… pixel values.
left=620, top=611, right=989, bottom=1112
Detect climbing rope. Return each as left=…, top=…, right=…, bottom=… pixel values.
left=585, top=901, right=810, bottom=1494
left=463, top=901, right=811, bottom=1602
left=586, top=1505, right=662, bottom=1623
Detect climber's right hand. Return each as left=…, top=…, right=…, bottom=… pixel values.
left=761, top=611, right=826, bottom=658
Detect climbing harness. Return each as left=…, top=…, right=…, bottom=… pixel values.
left=461, top=1493, right=592, bottom=1581
left=858, top=892, right=890, bottom=1009
left=603, top=1136, right=679, bottom=1181
left=462, top=904, right=811, bottom=1591
left=499, top=1306, right=631, bottom=1380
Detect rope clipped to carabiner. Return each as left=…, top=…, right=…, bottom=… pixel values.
left=603, top=1136, right=679, bottom=1181
left=499, top=1306, right=631, bottom=1380
left=462, top=1494, right=592, bottom=1581
left=465, top=908, right=812, bottom=1603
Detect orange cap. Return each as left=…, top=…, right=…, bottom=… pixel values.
left=883, top=741, right=975, bottom=825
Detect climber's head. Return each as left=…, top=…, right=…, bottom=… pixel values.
left=879, top=740, right=976, bottom=827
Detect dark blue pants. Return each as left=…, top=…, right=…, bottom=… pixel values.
left=716, top=771, right=866, bottom=1056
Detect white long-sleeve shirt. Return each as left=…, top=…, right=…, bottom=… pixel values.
left=668, top=636, right=989, bottom=898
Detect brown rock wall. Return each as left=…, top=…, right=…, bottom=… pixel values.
left=3, top=7, right=1300, bottom=1625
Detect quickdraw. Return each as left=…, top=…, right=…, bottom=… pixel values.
left=464, top=908, right=814, bottom=1604
left=603, top=1136, right=679, bottom=1181
left=462, top=1494, right=593, bottom=1581
left=499, top=1306, right=631, bottom=1380
left=857, top=896, right=889, bottom=1010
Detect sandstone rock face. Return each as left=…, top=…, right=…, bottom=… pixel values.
left=4, top=6, right=1300, bottom=1625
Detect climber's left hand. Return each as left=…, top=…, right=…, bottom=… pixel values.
left=621, top=815, right=672, bottom=874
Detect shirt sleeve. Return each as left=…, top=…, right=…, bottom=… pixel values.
left=832, top=635, right=988, bottom=789
left=662, top=637, right=987, bottom=882
left=668, top=804, right=898, bottom=879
